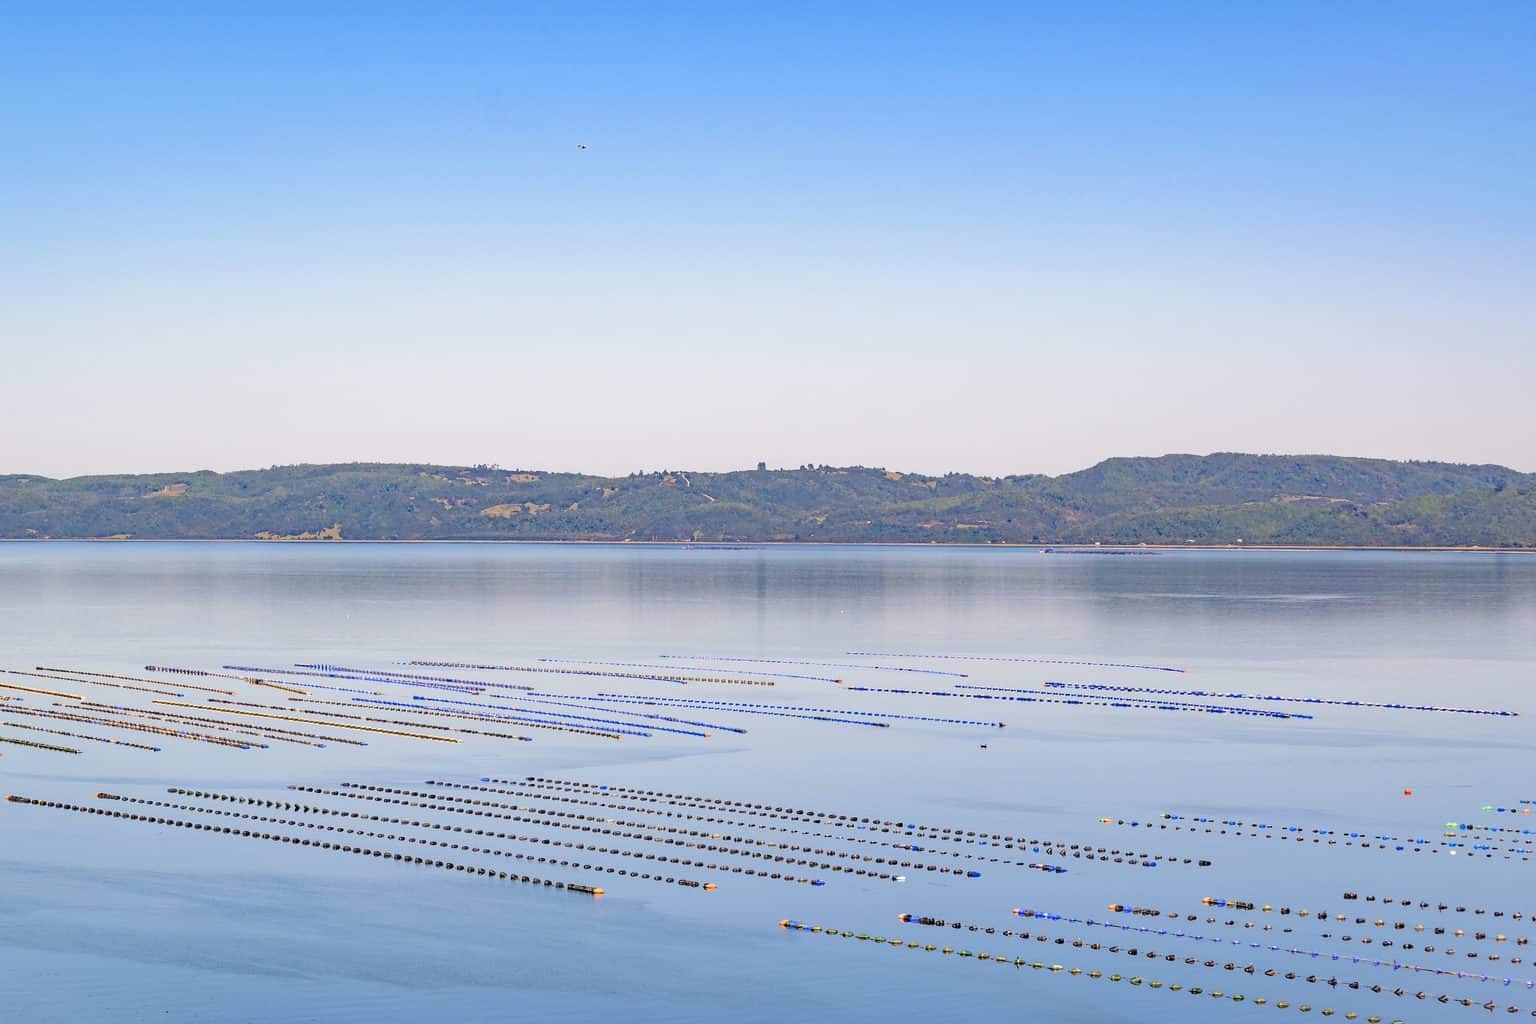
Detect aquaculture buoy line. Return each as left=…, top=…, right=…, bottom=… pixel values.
left=989, top=910, right=1532, bottom=1008
left=0, top=714, right=160, bottom=752
left=846, top=652, right=1188, bottom=674
left=417, top=780, right=996, bottom=879
left=343, top=697, right=629, bottom=740
left=954, top=684, right=1316, bottom=719
left=152, top=700, right=458, bottom=743
left=72, top=699, right=354, bottom=747
left=1105, top=815, right=1534, bottom=859
left=0, top=734, right=79, bottom=754
left=406, top=660, right=774, bottom=687
left=222, top=665, right=482, bottom=695
left=516, top=694, right=747, bottom=734
left=1196, top=902, right=1530, bottom=957
left=1484, top=804, right=1536, bottom=815
left=0, top=679, right=84, bottom=700
left=540, top=693, right=892, bottom=728
left=1045, top=903, right=1532, bottom=968
left=542, top=658, right=842, bottom=684
left=5, top=795, right=613, bottom=895
left=779, top=917, right=1388, bottom=1019
left=407, top=696, right=710, bottom=738
left=223, top=698, right=535, bottom=743
left=129, top=789, right=722, bottom=891
left=35, top=666, right=234, bottom=697
left=846, top=685, right=1302, bottom=720
left=1, top=702, right=257, bottom=749
left=1341, top=893, right=1536, bottom=922
left=292, top=664, right=523, bottom=691
left=6, top=667, right=184, bottom=698
left=282, top=784, right=816, bottom=886
left=513, top=777, right=1202, bottom=868
left=654, top=655, right=968, bottom=679
left=1041, top=681, right=1518, bottom=717
left=441, top=779, right=1125, bottom=872
left=565, top=691, right=1005, bottom=729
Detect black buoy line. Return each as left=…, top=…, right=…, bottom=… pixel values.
left=653, top=654, right=968, bottom=678
left=1041, top=681, right=1518, bottom=718
left=408, top=696, right=710, bottom=738
left=779, top=917, right=1390, bottom=1019
left=1340, top=893, right=1535, bottom=923
left=217, top=698, right=535, bottom=743
left=1110, top=814, right=1534, bottom=859
left=6, top=795, right=611, bottom=895
left=122, top=790, right=721, bottom=890
left=0, top=714, right=160, bottom=752
left=223, top=665, right=481, bottom=696
left=74, top=700, right=366, bottom=747
left=847, top=685, right=1302, bottom=720
left=566, top=691, right=1003, bottom=728
left=434, top=779, right=1111, bottom=875
left=845, top=652, right=1188, bottom=673
left=544, top=658, right=843, bottom=684
left=0, top=734, right=79, bottom=754
left=513, top=777, right=1201, bottom=868
left=407, top=660, right=775, bottom=687
left=153, top=700, right=458, bottom=743
left=6, top=667, right=184, bottom=698
left=37, top=666, right=233, bottom=696
left=280, top=785, right=818, bottom=885
left=355, top=697, right=648, bottom=738
left=1016, top=907, right=1534, bottom=986
left=954, top=684, right=1315, bottom=718
left=1, top=703, right=256, bottom=749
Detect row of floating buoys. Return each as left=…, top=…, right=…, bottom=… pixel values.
left=406, top=659, right=774, bottom=687
left=1344, top=893, right=1532, bottom=920
left=1106, top=815, right=1534, bottom=859
left=0, top=714, right=160, bottom=752
left=3, top=702, right=257, bottom=749
left=230, top=698, right=534, bottom=743
left=542, top=658, right=842, bottom=684
left=119, top=790, right=728, bottom=890
left=277, top=784, right=815, bottom=885
left=995, top=908, right=1536, bottom=1007
left=1059, top=901, right=1529, bottom=961
left=1485, top=805, right=1536, bottom=815
left=848, top=685, right=1302, bottom=720
left=1448, top=821, right=1535, bottom=836
left=292, top=663, right=526, bottom=691
left=343, top=697, right=628, bottom=739
left=223, top=665, right=482, bottom=696
left=844, top=652, right=1187, bottom=673
left=1041, top=681, right=1518, bottom=717
left=512, top=776, right=1198, bottom=867
left=322, top=783, right=882, bottom=881
left=0, top=679, right=84, bottom=700
left=570, top=691, right=1005, bottom=728
left=403, top=781, right=960, bottom=879
left=248, top=678, right=308, bottom=696
left=783, top=916, right=1396, bottom=1019
left=955, top=684, right=1315, bottom=719
left=153, top=699, right=457, bottom=743
left=410, top=696, right=710, bottom=738
left=6, top=794, right=614, bottom=894
left=441, top=779, right=1108, bottom=873
left=6, top=667, right=183, bottom=699
left=517, top=694, right=748, bottom=734
left=1218, top=900, right=1529, bottom=948
left=654, top=654, right=968, bottom=678
left=1015, top=906, right=1532, bottom=976
left=539, top=693, right=893, bottom=728
left=0, top=733, right=79, bottom=754
left=74, top=699, right=354, bottom=747
left=37, top=666, right=232, bottom=697
left=1161, top=810, right=1536, bottom=859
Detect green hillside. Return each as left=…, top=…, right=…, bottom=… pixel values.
left=2, top=454, right=1532, bottom=546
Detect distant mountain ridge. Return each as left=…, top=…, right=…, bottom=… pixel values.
left=2, top=454, right=1533, bottom=547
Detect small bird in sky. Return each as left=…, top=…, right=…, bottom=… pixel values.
left=577, top=143, right=588, bottom=150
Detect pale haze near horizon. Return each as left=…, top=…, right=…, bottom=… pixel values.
left=3, top=4, right=1532, bottom=480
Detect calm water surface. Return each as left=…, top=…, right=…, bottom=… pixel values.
left=2, top=543, right=1533, bottom=1023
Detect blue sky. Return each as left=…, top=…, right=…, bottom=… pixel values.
left=3, top=2, right=1532, bottom=477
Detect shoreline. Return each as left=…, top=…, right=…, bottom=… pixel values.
left=0, top=538, right=1530, bottom=554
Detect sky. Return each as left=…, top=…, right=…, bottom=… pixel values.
left=3, top=2, right=1533, bottom=479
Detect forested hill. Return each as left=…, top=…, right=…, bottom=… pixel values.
left=2, top=454, right=1533, bottom=547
